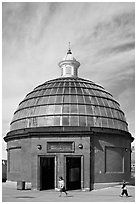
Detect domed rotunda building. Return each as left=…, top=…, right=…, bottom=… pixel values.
left=4, top=47, right=133, bottom=191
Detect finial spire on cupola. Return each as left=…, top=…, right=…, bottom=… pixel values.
left=67, top=42, right=72, bottom=54
left=58, top=43, right=80, bottom=77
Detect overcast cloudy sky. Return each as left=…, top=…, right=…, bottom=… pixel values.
left=2, top=2, right=135, bottom=159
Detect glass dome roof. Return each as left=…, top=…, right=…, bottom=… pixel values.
left=10, top=77, right=128, bottom=132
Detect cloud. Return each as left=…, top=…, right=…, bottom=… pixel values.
left=97, top=42, right=134, bottom=58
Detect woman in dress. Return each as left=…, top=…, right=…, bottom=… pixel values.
left=58, top=176, right=68, bottom=197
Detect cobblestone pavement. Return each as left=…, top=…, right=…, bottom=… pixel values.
left=2, top=182, right=135, bottom=202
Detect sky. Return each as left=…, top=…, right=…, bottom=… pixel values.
left=2, top=2, right=135, bottom=159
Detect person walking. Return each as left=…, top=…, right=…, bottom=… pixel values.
left=120, top=180, right=129, bottom=197
left=58, top=176, right=68, bottom=197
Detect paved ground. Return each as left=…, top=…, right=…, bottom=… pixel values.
left=2, top=182, right=135, bottom=202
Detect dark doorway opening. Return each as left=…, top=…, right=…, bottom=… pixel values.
left=66, top=157, right=81, bottom=190
left=40, top=157, right=54, bottom=190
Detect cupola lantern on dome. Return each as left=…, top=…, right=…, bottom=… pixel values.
left=58, top=43, right=80, bottom=77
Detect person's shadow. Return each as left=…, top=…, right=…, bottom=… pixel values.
left=66, top=195, right=73, bottom=197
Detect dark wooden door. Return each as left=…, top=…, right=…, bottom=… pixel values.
left=66, top=157, right=81, bottom=190
left=40, top=157, right=54, bottom=190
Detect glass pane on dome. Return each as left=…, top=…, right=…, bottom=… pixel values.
left=70, top=116, right=78, bottom=126
left=12, top=112, right=18, bottom=122
left=14, top=110, right=20, bottom=120
left=103, top=98, right=109, bottom=107
left=58, top=82, right=64, bottom=87
left=64, top=95, right=70, bottom=103
left=93, top=116, right=97, bottom=126
left=102, top=118, right=108, bottom=127
left=95, top=117, right=102, bottom=127
left=70, top=87, right=76, bottom=94
left=86, top=105, right=93, bottom=115
left=94, top=106, right=101, bottom=116
left=28, top=90, right=39, bottom=98
left=122, top=113, right=127, bottom=121
left=83, top=83, right=89, bottom=88
left=54, top=82, right=60, bottom=87
left=33, top=97, right=39, bottom=106
left=24, top=99, right=32, bottom=108
left=54, top=105, right=62, bottom=114
left=32, top=117, right=40, bottom=127
left=79, top=83, right=84, bottom=88
left=22, top=109, right=29, bottom=118
left=19, top=110, right=25, bottom=119
left=37, top=89, right=46, bottom=97
left=84, top=95, right=91, bottom=104
left=14, top=110, right=22, bottom=120
left=96, top=97, right=104, bottom=106
left=79, top=116, right=86, bottom=126
left=107, top=118, right=114, bottom=128
left=33, top=97, right=41, bottom=105
left=82, top=88, right=88, bottom=95
left=77, top=95, right=84, bottom=103
left=76, top=87, right=82, bottom=94
left=113, top=119, right=118, bottom=129
left=47, top=83, right=53, bottom=88
left=105, top=107, right=112, bottom=117
left=104, top=92, right=113, bottom=99
left=46, top=116, right=54, bottom=126
left=14, top=111, right=21, bottom=120
left=62, top=116, right=69, bottom=126
left=37, top=106, right=48, bottom=115
left=90, top=96, right=97, bottom=105
left=50, top=88, right=58, bottom=94
left=70, top=105, right=78, bottom=113
left=38, top=96, right=49, bottom=105
left=117, top=120, right=123, bottom=130
left=55, top=95, right=63, bottom=103
left=84, top=83, right=90, bottom=88
left=64, top=82, right=69, bottom=87
left=45, top=88, right=52, bottom=95
left=70, top=95, right=77, bottom=103
left=118, top=111, right=124, bottom=120
left=30, top=117, right=38, bottom=127
left=64, top=87, right=69, bottom=94
left=87, top=116, right=94, bottom=126
left=114, top=102, right=121, bottom=110
left=48, top=95, right=56, bottom=104
left=46, top=105, right=55, bottom=115
left=37, top=116, right=46, bottom=126
left=50, top=82, right=56, bottom=88
left=78, top=105, right=85, bottom=114
left=18, top=101, right=25, bottom=109
left=97, top=91, right=105, bottom=97
left=115, top=110, right=121, bottom=119
left=88, top=89, right=96, bottom=95
left=93, top=90, right=101, bottom=97
left=112, top=109, right=119, bottom=119
left=57, top=87, right=64, bottom=94
left=100, top=107, right=107, bottom=117
left=70, top=82, right=75, bottom=87
left=14, top=119, right=25, bottom=129
left=63, top=104, right=69, bottom=113
left=75, top=82, right=80, bottom=87
left=54, top=116, right=60, bottom=126
left=32, top=106, right=39, bottom=115
left=107, top=99, right=113, bottom=107
left=77, top=82, right=82, bottom=87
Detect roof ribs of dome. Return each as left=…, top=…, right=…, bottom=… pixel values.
left=9, top=76, right=128, bottom=132
left=33, top=77, right=105, bottom=91
left=10, top=115, right=128, bottom=126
